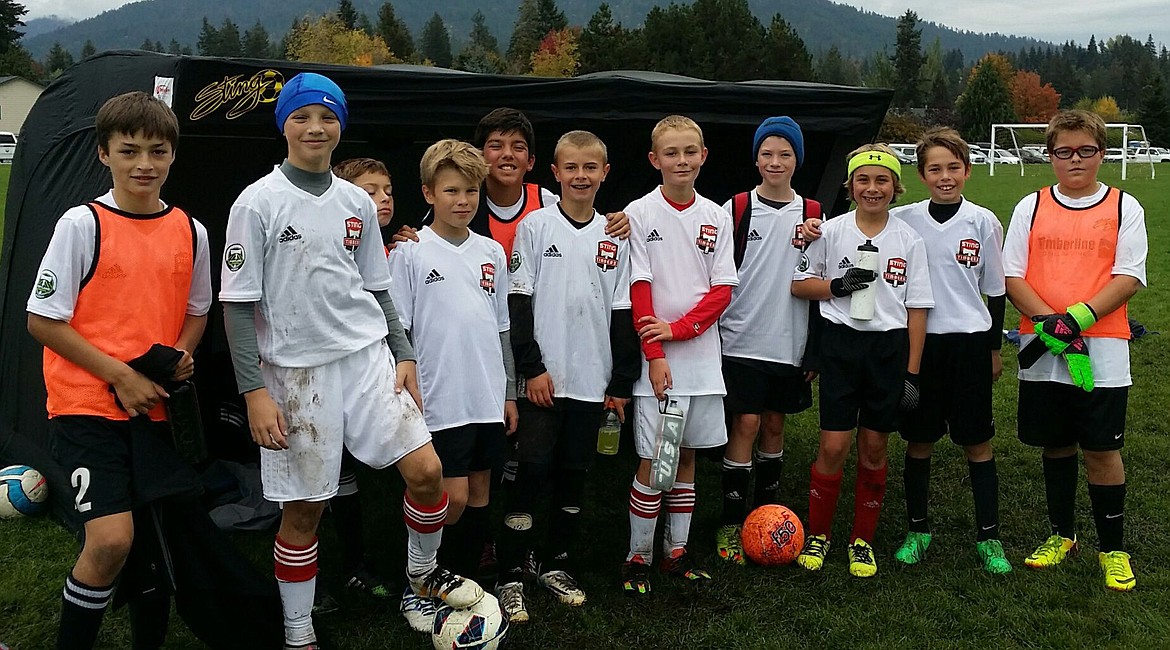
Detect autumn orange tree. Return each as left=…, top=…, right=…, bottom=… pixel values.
left=530, top=27, right=579, bottom=78
left=1011, top=70, right=1061, bottom=123
left=285, top=15, right=396, bottom=67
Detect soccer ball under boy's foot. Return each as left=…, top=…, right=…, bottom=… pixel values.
left=431, top=592, right=509, bottom=650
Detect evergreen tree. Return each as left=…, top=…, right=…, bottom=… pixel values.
left=377, top=2, right=414, bottom=62
left=44, top=41, right=74, bottom=73
left=0, top=0, right=26, bottom=56
left=140, top=38, right=158, bottom=52
left=816, top=46, right=860, bottom=85
left=1138, top=73, right=1170, bottom=146
left=891, top=9, right=925, bottom=107
left=865, top=51, right=897, bottom=89
left=691, top=0, right=766, bottom=81
left=337, top=0, right=358, bottom=30
left=420, top=12, right=452, bottom=68
left=640, top=4, right=704, bottom=77
left=197, top=17, right=218, bottom=56
left=243, top=20, right=272, bottom=59
left=81, top=40, right=97, bottom=59
left=579, top=3, right=640, bottom=74
left=956, top=55, right=1017, bottom=141
left=357, top=14, right=374, bottom=36
left=218, top=18, right=243, bottom=57
left=761, top=14, right=812, bottom=81
left=507, top=0, right=566, bottom=72
left=454, top=10, right=503, bottom=74
left=279, top=17, right=301, bottom=59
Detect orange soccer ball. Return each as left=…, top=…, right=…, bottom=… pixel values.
left=741, top=504, right=805, bottom=567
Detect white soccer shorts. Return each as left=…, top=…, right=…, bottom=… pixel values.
left=632, top=394, right=727, bottom=459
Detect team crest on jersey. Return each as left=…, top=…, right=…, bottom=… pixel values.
left=343, top=217, right=363, bottom=252
left=883, top=257, right=908, bottom=287
left=480, top=263, right=496, bottom=294
left=955, top=238, right=981, bottom=268
left=696, top=224, right=718, bottom=254
left=595, top=240, right=618, bottom=271
left=797, top=254, right=810, bottom=273
left=791, top=225, right=806, bottom=250
left=509, top=251, right=522, bottom=273
left=225, top=244, right=246, bottom=272
left=34, top=269, right=57, bottom=299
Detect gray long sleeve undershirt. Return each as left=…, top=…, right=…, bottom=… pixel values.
left=500, top=329, right=517, bottom=401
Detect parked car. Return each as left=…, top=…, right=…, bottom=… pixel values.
left=889, top=143, right=917, bottom=164
left=1009, top=148, right=1048, bottom=164
left=987, top=149, right=1022, bottom=164
left=0, top=131, right=16, bottom=164
left=1021, top=146, right=1050, bottom=162
left=1127, top=147, right=1170, bottom=163
left=967, top=146, right=988, bottom=164
left=1104, top=148, right=1126, bottom=162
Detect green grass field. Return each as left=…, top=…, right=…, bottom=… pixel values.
left=2, top=163, right=1169, bottom=649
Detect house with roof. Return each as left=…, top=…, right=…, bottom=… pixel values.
left=0, top=76, right=45, bottom=135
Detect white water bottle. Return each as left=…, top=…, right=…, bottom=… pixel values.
left=849, top=239, right=880, bottom=321
left=649, top=398, right=686, bottom=491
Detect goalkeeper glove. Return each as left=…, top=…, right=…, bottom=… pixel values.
left=1063, top=336, right=1094, bottom=392
left=1033, top=302, right=1097, bottom=355
left=900, top=372, right=920, bottom=411
left=830, top=267, right=877, bottom=298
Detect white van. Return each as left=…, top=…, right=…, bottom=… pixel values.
left=0, top=131, right=16, bottom=164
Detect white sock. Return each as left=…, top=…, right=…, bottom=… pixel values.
left=627, top=478, right=661, bottom=562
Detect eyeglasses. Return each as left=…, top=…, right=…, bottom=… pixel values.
left=1050, top=145, right=1101, bottom=160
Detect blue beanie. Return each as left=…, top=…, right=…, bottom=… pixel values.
left=752, top=116, right=804, bottom=168
left=274, top=72, right=348, bottom=133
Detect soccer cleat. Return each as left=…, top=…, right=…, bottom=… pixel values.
left=345, top=566, right=395, bottom=598
left=1024, top=534, right=1078, bottom=569
left=660, top=547, right=712, bottom=581
left=716, top=524, right=746, bottom=565
left=312, top=585, right=341, bottom=616
left=1099, top=551, right=1136, bottom=592
left=620, top=555, right=652, bottom=596
left=399, top=585, right=438, bottom=633
left=539, top=570, right=587, bottom=606
left=976, top=539, right=1013, bottom=574
left=495, top=581, right=529, bottom=624
left=408, top=565, right=484, bottom=609
left=848, top=538, right=878, bottom=578
left=796, top=534, right=830, bottom=571
left=894, top=531, right=932, bottom=566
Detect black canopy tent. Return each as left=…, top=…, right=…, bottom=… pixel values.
left=0, top=51, right=891, bottom=523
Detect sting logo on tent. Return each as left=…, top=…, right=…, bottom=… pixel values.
left=191, top=69, right=285, bottom=121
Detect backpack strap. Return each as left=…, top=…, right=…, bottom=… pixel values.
left=732, top=191, right=751, bottom=269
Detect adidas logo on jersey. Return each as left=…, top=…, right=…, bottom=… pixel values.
left=424, top=268, right=445, bottom=284
left=543, top=245, right=562, bottom=258
left=647, top=229, right=664, bottom=242
left=838, top=256, right=853, bottom=269
left=278, top=226, right=302, bottom=243
left=747, top=229, right=762, bottom=242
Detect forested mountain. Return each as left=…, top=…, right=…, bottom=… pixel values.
left=21, top=0, right=1046, bottom=61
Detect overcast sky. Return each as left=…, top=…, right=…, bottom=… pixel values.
left=21, top=0, right=1169, bottom=46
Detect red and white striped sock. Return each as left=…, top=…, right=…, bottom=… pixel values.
left=627, top=478, right=661, bottom=562
left=274, top=534, right=318, bottom=646
left=663, top=481, right=696, bottom=554
left=404, top=491, right=448, bottom=578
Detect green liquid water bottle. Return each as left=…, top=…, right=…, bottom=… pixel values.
left=597, top=408, right=621, bottom=455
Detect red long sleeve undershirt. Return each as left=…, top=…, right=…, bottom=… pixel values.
left=630, top=280, right=733, bottom=360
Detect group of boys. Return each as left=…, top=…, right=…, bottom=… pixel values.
left=25, top=64, right=1144, bottom=649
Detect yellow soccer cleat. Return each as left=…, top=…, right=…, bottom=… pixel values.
left=848, top=538, right=878, bottom=578
left=1099, top=551, right=1136, bottom=592
left=1024, top=534, right=1078, bottom=569
left=796, top=534, right=830, bottom=571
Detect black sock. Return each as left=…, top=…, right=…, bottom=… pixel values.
left=329, top=481, right=367, bottom=575
left=753, top=450, right=785, bottom=507
left=721, top=458, right=752, bottom=525
left=129, top=590, right=170, bottom=650
left=438, top=516, right=467, bottom=574
left=57, top=575, right=113, bottom=650
left=1042, top=454, right=1079, bottom=539
left=546, top=468, right=587, bottom=572
left=1088, top=482, right=1126, bottom=552
left=904, top=455, right=931, bottom=533
left=460, top=505, right=490, bottom=579
left=969, top=458, right=1000, bottom=541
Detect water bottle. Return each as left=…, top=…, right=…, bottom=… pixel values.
left=597, top=409, right=621, bottom=455
left=649, top=398, right=686, bottom=491
left=849, top=239, right=880, bottom=321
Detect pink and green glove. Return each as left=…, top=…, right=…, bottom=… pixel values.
left=1033, top=302, right=1097, bottom=356
left=1063, top=336, right=1094, bottom=392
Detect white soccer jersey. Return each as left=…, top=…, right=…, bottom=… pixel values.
left=1003, top=183, right=1148, bottom=388
left=28, top=191, right=212, bottom=321
left=509, top=204, right=632, bottom=402
left=795, top=211, right=934, bottom=331
left=626, top=188, right=739, bottom=397
left=892, top=199, right=1006, bottom=334
left=219, top=167, right=391, bottom=368
left=389, top=227, right=510, bottom=430
left=719, top=192, right=811, bottom=366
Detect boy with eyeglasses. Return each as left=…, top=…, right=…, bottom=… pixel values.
left=1003, top=109, right=1147, bottom=591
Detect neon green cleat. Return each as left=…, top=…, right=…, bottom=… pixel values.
left=716, top=525, right=746, bottom=565
left=1024, top=534, right=1078, bottom=569
left=976, top=539, right=1013, bottom=574
left=848, top=538, right=878, bottom=578
left=1099, top=551, right=1136, bottom=592
left=796, top=534, right=830, bottom=571
left=894, top=531, right=932, bottom=566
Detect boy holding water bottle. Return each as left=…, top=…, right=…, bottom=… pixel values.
left=791, top=144, right=933, bottom=578
left=495, top=130, right=639, bottom=622
left=621, top=116, right=739, bottom=596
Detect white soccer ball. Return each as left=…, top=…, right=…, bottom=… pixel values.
left=0, top=465, right=49, bottom=519
left=431, top=592, right=509, bottom=650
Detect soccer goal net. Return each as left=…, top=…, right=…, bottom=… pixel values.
left=990, top=122, right=1153, bottom=180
